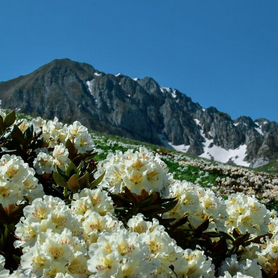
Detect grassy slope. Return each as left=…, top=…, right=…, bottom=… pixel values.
left=16, top=111, right=278, bottom=210
left=255, top=159, right=278, bottom=175
left=92, top=130, right=278, bottom=211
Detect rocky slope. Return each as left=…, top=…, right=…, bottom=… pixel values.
left=0, top=58, right=277, bottom=167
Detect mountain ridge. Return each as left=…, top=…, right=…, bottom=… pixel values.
left=0, top=58, right=277, bottom=168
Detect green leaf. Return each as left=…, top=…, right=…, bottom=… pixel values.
left=23, top=125, right=34, bottom=141
left=171, top=216, right=189, bottom=229
left=78, top=172, right=90, bottom=188
left=67, top=174, right=80, bottom=192
left=161, top=198, right=178, bottom=212
left=194, top=218, right=210, bottom=236
left=90, top=172, right=105, bottom=188
left=65, top=139, right=77, bottom=159
left=0, top=204, right=8, bottom=224
left=53, top=172, right=67, bottom=188
left=4, top=111, right=16, bottom=127
left=0, top=115, right=4, bottom=133
left=234, top=233, right=250, bottom=247
left=9, top=125, right=25, bottom=146
left=65, top=161, right=78, bottom=177
left=232, top=228, right=241, bottom=238
left=203, top=231, right=234, bottom=242
left=244, top=233, right=272, bottom=246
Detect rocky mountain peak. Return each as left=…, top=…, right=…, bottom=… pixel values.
left=0, top=58, right=277, bottom=168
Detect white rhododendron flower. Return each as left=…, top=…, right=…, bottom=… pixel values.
left=42, top=117, right=68, bottom=147
left=20, top=229, right=89, bottom=278
left=268, top=210, right=278, bottom=236
left=52, top=144, right=70, bottom=171
left=66, top=121, right=94, bottom=153
left=82, top=212, right=122, bottom=245
left=174, top=249, right=215, bottom=278
left=15, top=195, right=81, bottom=249
left=127, top=213, right=160, bottom=234
left=141, top=224, right=180, bottom=275
left=220, top=272, right=255, bottom=278
left=0, top=255, right=10, bottom=278
left=0, top=154, right=44, bottom=208
left=30, top=116, right=46, bottom=133
left=34, top=144, right=70, bottom=174
left=256, top=234, right=278, bottom=277
left=127, top=214, right=214, bottom=277
left=219, top=255, right=262, bottom=278
left=97, top=147, right=170, bottom=194
left=166, top=180, right=227, bottom=230
left=0, top=109, right=6, bottom=118
left=87, top=229, right=157, bottom=278
left=225, top=193, right=270, bottom=235
left=33, top=151, right=55, bottom=174
left=39, top=118, right=94, bottom=153
left=71, top=188, right=114, bottom=219
left=17, top=119, right=30, bottom=133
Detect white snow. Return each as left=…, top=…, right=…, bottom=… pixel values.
left=194, top=119, right=201, bottom=126
left=133, top=77, right=139, bottom=81
left=86, top=80, right=94, bottom=95
left=254, top=122, right=264, bottom=135
left=160, top=87, right=171, bottom=93
left=202, top=108, right=206, bottom=112
left=168, top=142, right=190, bottom=153
left=171, top=90, right=177, bottom=98
left=255, top=127, right=264, bottom=135
left=233, top=122, right=240, bottom=126
left=199, top=129, right=249, bottom=167
left=160, top=87, right=177, bottom=98
left=94, top=72, right=102, bottom=77
left=115, top=73, right=122, bottom=77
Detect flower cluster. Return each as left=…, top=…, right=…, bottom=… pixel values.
left=39, top=118, right=94, bottom=153
left=29, top=118, right=94, bottom=174
left=126, top=214, right=215, bottom=277
left=165, top=180, right=227, bottom=230
left=225, top=193, right=270, bottom=235
left=15, top=195, right=216, bottom=278
left=33, top=144, right=70, bottom=174
left=97, top=147, right=171, bottom=194
left=0, top=154, right=44, bottom=208
left=0, top=255, right=10, bottom=278
left=20, top=229, right=89, bottom=278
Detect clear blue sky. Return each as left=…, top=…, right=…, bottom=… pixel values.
left=0, top=0, right=277, bottom=121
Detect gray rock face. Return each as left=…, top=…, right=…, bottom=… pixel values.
left=0, top=58, right=277, bottom=167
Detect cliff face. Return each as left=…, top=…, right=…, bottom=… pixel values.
left=0, top=59, right=277, bottom=167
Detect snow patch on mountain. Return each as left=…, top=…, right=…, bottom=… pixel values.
left=194, top=119, right=201, bottom=126
left=160, top=87, right=171, bottom=93
left=160, top=87, right=177, bottom=98
left=199, top=130, right=249, bottom=167
left=168, top=142, right=190, bottom=153
left=255, top=126, right=264, bottom=135
left=86, top=80, right=94, bottom=95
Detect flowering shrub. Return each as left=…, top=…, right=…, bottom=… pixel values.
left=0, top=110, right=277, bottom=278
left=96, top=147, right=171, bottom=194
left=0, top=154, right=43, bottom=208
